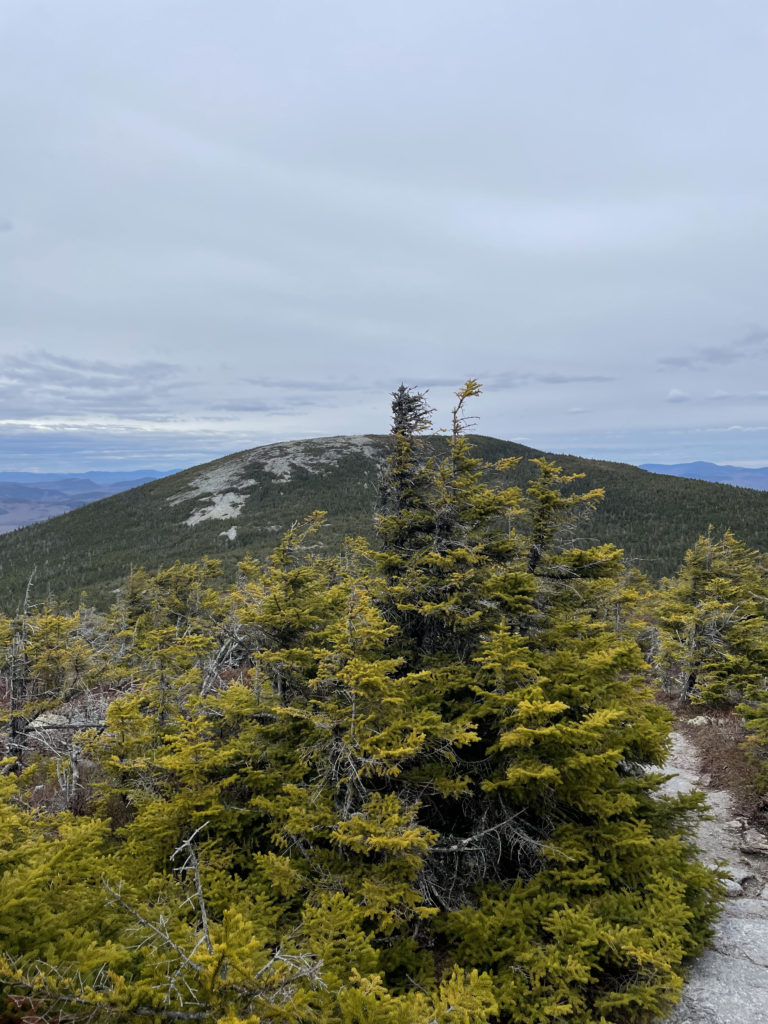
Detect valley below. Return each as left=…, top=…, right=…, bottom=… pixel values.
left=0, top=497, right=79, bottom=534
left=0, top=471, right=169, bottom=535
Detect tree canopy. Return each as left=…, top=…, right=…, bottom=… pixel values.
left=0, top=383, right=724, bottom=1023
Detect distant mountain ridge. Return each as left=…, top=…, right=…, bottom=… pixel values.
left=1, top=434, right=767, bottom=612
left=0, top=470, right=173, bottom=534
left=0, top=469, right=174, bottom=483
left=640, top=461, right=768, bottom=491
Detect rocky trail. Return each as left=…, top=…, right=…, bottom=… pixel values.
left=662, top=730, right=768, bottom=1023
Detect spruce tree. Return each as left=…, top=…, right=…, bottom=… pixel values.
left=0, top=383, right=723, bottom=1024
left=653, top=529, right=768, bottom=705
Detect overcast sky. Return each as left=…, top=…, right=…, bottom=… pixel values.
left=2, top=0, right=768, bottom=471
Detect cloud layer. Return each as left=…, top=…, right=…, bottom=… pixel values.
left=2, top=1, right=768, bottom=469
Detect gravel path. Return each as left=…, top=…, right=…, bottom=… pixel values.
left=661, top=731, right=768, bottom=1024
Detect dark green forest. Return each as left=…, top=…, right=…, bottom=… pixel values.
left=2, top=384, right=768, bottom=1023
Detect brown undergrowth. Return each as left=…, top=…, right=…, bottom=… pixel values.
left=658, top=693, right=768, bottom=828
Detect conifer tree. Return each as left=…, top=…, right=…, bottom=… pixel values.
left=653, top=529, right=768, bottom=705
left=651, top=529, right=768, bottom=791
left=0, top=383, right=723, bottom=1024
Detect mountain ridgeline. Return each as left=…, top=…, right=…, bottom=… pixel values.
left=1, top=433, right=767, bottom=612
left=640, top=461, right=768, bottom=490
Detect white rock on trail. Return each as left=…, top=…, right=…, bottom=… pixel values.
left=661, top=731, right=768, bottom=1023
left=740, top=829, right=768, bottom=856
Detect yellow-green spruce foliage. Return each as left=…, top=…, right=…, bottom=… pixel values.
left=653, top=528, right=768, bottom=707
left=651, top=526, right=768, bottom=795
left=0, top=384, right=721, bottom=1023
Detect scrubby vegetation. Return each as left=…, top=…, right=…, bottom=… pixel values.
left=651, top=528, right=768, bottom=797
left=5, top=383, right=765, bottom=1023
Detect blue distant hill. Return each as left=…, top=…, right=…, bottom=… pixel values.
left=0, top=470, right=176, bottom=533
left=0, top=469, right=175, bottom=484
left=640, top=462, right=768, bottom=491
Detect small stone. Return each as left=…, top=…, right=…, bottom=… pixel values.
left=28, top=711, right=69, bottom=730
left=740, top=875, right=763, bottom=898
left=688, top=715, right=710, bottom=726
left=723, top=878, right=743, bottom=897
left=739, top=829, right=768, bottom=856
left=699, top=773, right=711, bottom=786
left=725, top=819, right=746, bottom=833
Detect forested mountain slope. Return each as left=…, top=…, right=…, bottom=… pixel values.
left=0, top=433, right=766, bottom=612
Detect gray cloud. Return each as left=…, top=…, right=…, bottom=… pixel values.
left=0, top=351, right=192, bottom=420
left=529, top=373, right=615, bottom=386
left=666, top=389, right=689, bottom=403
left=2, top=1, right=768, bottom=470
left=245, top=371, right=617, bottom=398
left=699, top=390, right=768, bottom=404
left=245, top=377, right=371, bottom=393
left=658, top=329, right=768, bottom=370
left=206, top=400, right=307, bottom=415
left=0, top=423, right=257, bottom=472
left=421, top=372, right=616, bottom=392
